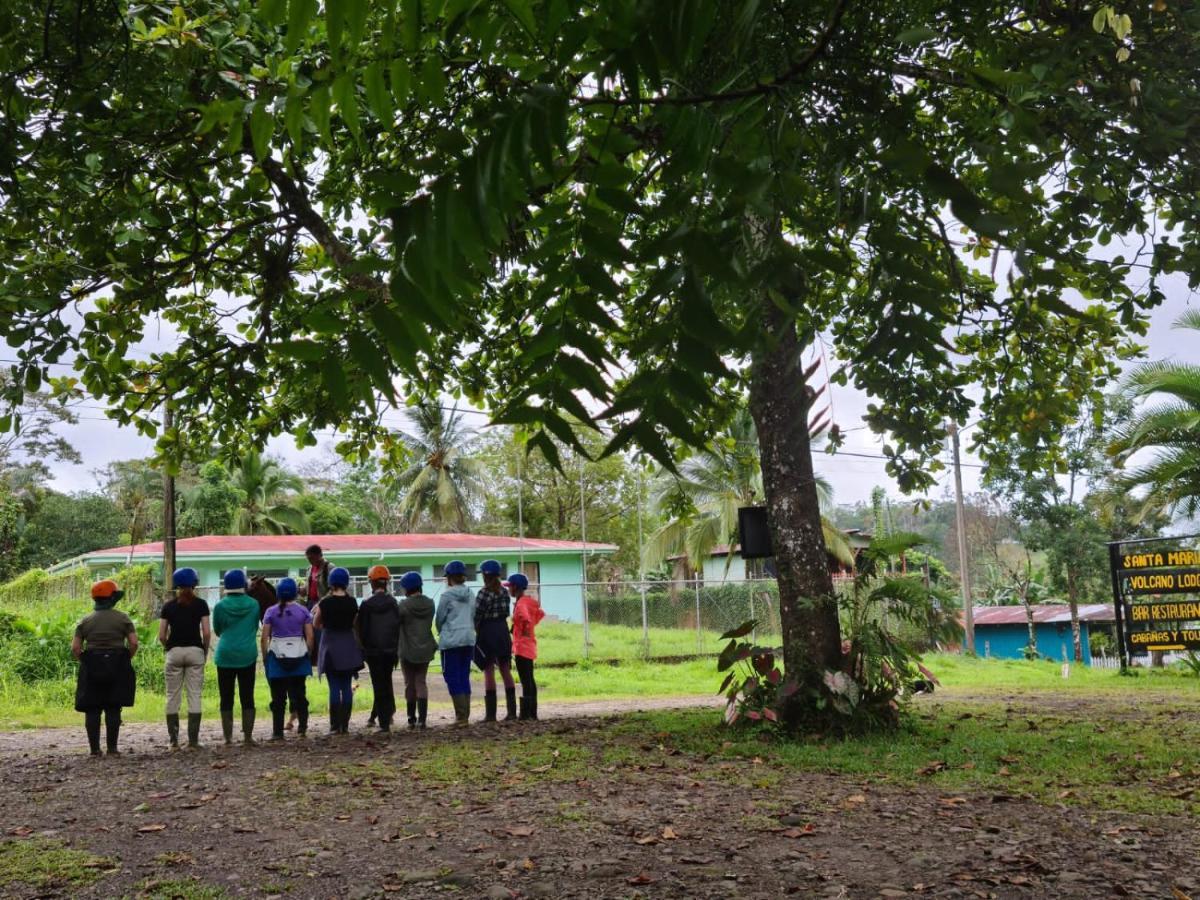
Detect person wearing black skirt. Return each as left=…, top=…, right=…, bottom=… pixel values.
left=72, top=580, right=139, bottom=756
left=473, top=560, right=517, bottom=722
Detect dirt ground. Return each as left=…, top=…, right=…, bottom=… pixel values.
left=1, top=696, right=1198, bottom=899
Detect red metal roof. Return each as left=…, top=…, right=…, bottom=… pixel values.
left=86, top=533, right=616, bottom=557
left=968, top=604, right=1115, bottom=625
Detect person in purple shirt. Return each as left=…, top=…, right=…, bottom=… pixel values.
left=260, top=578, right=315, bottom=740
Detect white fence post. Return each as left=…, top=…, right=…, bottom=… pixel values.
left=694, top=580, right=703, bottom=654
left=581, top=582, right=591, bottom=660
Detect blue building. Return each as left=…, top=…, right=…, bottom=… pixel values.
left=970, top=604, right=1115, bottom=664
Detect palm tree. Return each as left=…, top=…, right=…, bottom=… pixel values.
left=1110, top=311, right=1200, bottom=520
left=395, top=404, right=486, bottom=532
left=230, top=450, right=309, bottom=535
left=643, top=407, right=853, bottom=573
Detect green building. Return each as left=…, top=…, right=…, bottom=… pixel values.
left=51, top=533, right=615, bottom=621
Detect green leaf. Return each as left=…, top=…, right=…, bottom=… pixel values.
left=389, top=59, right=412, bottom=106
left=401, top=0, right=421, bottom=51
left=284, top=89, right=306, bottom=146
left=249, top=101, right=273, bottom=161
left=332, top=73, right=362, bottom=143
left=23, top=366, right=41, bottom=393
left=325, top=0, right=345, bottom=57
left=417, top=55, right=447, bottom=107
left=502, top=0, right=537, bottom=36
left=720, top=620, right=758, bottom=641
left=346, top=0, right=370, bottom=46
left=286, top=0, right=316, bottom=55
left=310, top=84, right=333, bottom=145
left=275, top=339, right=324, bottom=361
left=260, top=0, right=287, bottom=26
left=364, top=62, right=392, bottom=124
left=897, top=26, right=937, bottom=44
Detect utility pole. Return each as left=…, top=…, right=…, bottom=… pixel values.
left=162, top=401, right=176, bottom=604
left=949, top=422, right=974, bottom=653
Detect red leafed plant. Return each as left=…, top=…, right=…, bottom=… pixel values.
left=717, top=620, right=783, bottom=728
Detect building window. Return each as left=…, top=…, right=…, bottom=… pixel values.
left=433, top=563, right=481, bottom=581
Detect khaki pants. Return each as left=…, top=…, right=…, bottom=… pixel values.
left=165, top=646, right=206, bottom=715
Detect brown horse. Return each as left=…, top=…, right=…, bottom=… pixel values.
left=247, top=576, right=277, bottom=619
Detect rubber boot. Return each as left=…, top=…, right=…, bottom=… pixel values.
left=484, top=690, right=498, bottom=722
left=529, top=691, right=538, bottom=721
left=452, top=694, right=470, bottom=726
left=220, top=711, right=234, bottom=745
left=241, top=708, right=256, bottom=745
left=416, top=698, right=428, bottom=729
left=341, top=703, right=352, bottom=735
left=166, top=713, right=181, bottom=749
left=518, top=697, right=528, bottom=721
left=297, top=702, right=309, bottom=737
left=85, top=713, right=102, bottom=756
left=406, top=700, right=417, bottom=729
left=504, top=688, right=517, bottom=721
left=105, top=711, right=121, bottom=755
left=329, top=704, right=340, bottom=735
left=187, top=713, right=202, bottom=749
left=271, top=705, right=286, bottom=741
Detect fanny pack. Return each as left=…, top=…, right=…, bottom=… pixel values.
left=269, top=636, right=308, bottom=659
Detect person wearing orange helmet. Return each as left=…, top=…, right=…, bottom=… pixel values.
left=356, top=564, right=401, bottom=732
left=71, top=580, right=139, bottom=756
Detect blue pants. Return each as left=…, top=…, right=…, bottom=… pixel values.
left=327, top=673, right=353, bottom=709
left=441, top=647, right=473, bottom=696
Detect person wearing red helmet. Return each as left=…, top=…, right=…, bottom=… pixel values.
left=72, top=580, right=139, bottom=756
left=509, top=574, right=544, bottom=721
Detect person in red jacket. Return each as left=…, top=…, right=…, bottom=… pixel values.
left=508, top=574, right=544, bottom=721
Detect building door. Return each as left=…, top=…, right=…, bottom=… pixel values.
left=521, top=561, right=541, bottom=589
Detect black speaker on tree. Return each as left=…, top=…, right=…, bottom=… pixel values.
left=738, top=507, right=773, bottom=559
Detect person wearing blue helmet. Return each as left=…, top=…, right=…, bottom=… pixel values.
left=396, top=571, right=436, bottom=729
left=158, top=567, right=210, bottom=749
left=213, top=568, right=262, bottom=746
left=435, top=560, right=477, bottom=725
left=261, top=577, right=314, bottom=740
left=313, top=566, right=363, bottom=734
left=474, top=559, right=517, bottom=722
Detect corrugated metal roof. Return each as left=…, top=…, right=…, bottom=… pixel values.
left=83, top=533, right=616, bottom=558
left=970, top=604, right=1115, bottom=625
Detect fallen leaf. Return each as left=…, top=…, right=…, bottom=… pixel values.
left=917, top=761, right=947, bottom=776
left=367, top=815, right=379, bottom=825
left=8, top=827, right=33, bottom=837
left=939, top=797, right=968, bottom=806
left=635, top=836, right=658, bottom=846
left=627, top=872, right=657, bottom=885
left=521, top=858, right=536, bottom=871
left=661, top=827, right=678, bottom=840
left=137, top=823, right=168, bottom=833
left=997, top=766, right=1011, bottom=776
left=506, top=825, right=534, bottom=837
left=844, top=794, right=866, bottom=804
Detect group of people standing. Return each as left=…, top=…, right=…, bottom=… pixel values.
left=71, top=544, right=545, bottom=756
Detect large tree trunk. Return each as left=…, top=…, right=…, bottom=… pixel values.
left=1066, top=571, right=1083, bottom=663
left=748, top=303, right=842, bottom=727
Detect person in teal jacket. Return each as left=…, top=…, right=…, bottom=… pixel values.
left=212, top=569, right=262, bottom=745
left=435, top=560, right=477, bottom=726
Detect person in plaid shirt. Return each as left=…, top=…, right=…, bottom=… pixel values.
left=473, top=560, right=517, bottom=722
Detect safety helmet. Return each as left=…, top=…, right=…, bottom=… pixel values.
left=329, top=566, right=351, bottom=588
left=173, top=567, right=199, bottom=589
left=276, top=577, right=298, bottom=601
left=480, top=559, right=502, bottom=576
left=223, top=569, right=247, bottom=591
left=444, top=560, right=467, bottom=577
left=507, top=573, right=529, bottom=593
left=399, top=571, right=423, bottom=592
left=91, top=579, right=123, bottom=601
left=368, top=564, right=391, bottom=583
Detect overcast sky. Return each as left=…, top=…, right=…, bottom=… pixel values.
left=23, top=268, right=1198, bottom=509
